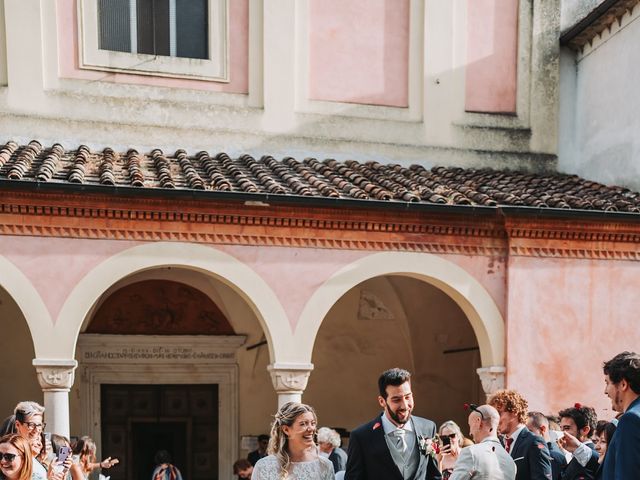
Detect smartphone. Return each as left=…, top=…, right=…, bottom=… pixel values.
left=441, top=435, right=451, bottom=447
left=549, top=430, right=564, bottom=443
left=57, top=446, right=72, bottom=464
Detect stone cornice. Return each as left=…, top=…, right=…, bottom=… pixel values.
left=506, top=217, right=640, bottom=260
left=561, top=0, right=640, bottom=52
left=0, top=190, right=507, bottom=256
left=2, top=191, right=640, bottom=260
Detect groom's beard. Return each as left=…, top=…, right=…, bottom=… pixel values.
left=386, top=400, right=413, bottom=426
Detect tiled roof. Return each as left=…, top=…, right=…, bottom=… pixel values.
left=1, top=140, right=639, bottom=213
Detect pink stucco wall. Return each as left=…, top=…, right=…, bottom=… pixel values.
left=55, top=0, right=249, bottom=93
left=0, top=236, right=139, bottom=323
left=0, top=236, right=504, bottom=333
left=506, top=256, right=639, bottom=419
left=308, top=0, right=410, bottom=107
left=465, top=0, right=518, bottom=113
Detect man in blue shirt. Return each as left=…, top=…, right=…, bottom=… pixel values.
left=601, top=351, right=640, bottom=480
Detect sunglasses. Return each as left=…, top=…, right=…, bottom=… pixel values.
left=0, top=453, right=18, bottom=462
left=464, top=403, right=485, bottom=419
left=441, top=433, right=457, bottom=439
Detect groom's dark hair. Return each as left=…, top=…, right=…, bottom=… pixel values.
left=378, top=368, right=411, bottom=398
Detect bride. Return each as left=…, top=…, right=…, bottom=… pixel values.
left=252, top=402, right=334, bottom=480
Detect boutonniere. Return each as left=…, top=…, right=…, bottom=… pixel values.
left=373, top=422, right=381, bottom=430
left=417, top=435, right=439, bottom=458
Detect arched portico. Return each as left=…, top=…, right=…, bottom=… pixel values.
left=295, top=251, right=506, bottom=398
left=33, top=242, right=293, bottom=450
left=0, top=256, right=74, bottom=435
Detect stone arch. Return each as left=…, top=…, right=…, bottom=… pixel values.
left=53, top=242, right=291, bottom=362
left=0, top=255, right=52, bottom=355
left=295, top=251, right=505, bottom=367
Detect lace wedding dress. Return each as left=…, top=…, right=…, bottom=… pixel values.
left=252, top=455, right=334, bottom=480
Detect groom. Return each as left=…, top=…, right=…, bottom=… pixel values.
left=345, top=368, right=441, bottom=480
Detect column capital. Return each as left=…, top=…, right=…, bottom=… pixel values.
left=476, top=366, right=506, bottom=398
left=267, top=363, right=314, bottom=395
left=32, top=359, right=78, bottom=392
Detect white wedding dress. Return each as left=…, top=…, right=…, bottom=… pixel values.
left=251, top=455, right=334, bottom=480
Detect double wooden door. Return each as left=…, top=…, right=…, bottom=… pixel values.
left=101, top=384, right=219, bottom=480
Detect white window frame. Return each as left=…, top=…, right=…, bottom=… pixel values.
left=78, top=0, right=229, bottom=82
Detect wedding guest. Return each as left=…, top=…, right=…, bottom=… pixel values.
left=449, top=404, right=516, bottom=480
left=50, top=435, right=72, bottom=478
left=0, top=434, right=32, bottom=480
left=233, top=458, right=253, bottom=479
left=526, top=411, right=566, bottom=480
left=0, top=416, right=15, bottom=437
left=317, top=427, right=347, bottom=473
left=488, top=390, right=552, bottom=480
left=151, top=450, right=183, bottom=480
left=556, top=403, right=599, bottom=479
left=69, top=436, right=118, bottom=480
left=248, top=435, right=269, bottom=466
left=601, top=351, right=640, bottom=479
left=593, top=422, right=616, bottom=465
left=437, top=420, right=464, bottom=478
left=14, top=401, right=48, bottom=480
left=251, top=402, right=333, bottom=480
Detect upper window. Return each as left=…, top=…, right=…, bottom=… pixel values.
left=78, top=0, right=228, bottom=81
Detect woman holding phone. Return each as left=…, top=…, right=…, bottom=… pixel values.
left=251, top=402, right=334, bottom=480
left=437, top=421, right=465, bottom=479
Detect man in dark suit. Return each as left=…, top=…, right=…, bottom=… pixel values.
left=556, top=404, right=599, bottom=479
left=345, top=368, right=441, bottom=480
left=488, top=389, right=552, bottom=480
left=527, top=412, right=567, bottom=480
left=247, top=434, right=269, bottom=466
left=601, top=351, right=640, bottom=479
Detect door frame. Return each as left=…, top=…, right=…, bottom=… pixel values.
left=77, top=334, right=245, bottom=480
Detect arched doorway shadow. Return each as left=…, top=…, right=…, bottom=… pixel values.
left=0, top=256, right=51, bottom=417
left=295, top=251, right=505, bottom=367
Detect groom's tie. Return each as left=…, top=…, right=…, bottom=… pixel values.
left=391, top=428, right=408, bottom=455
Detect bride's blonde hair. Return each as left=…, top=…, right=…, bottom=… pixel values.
left=268, top=402, right=317, bottom=479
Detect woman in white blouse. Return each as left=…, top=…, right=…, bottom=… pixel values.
left=252, top=402, right=334, bottom=480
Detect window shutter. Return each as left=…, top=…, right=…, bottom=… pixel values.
left=176, top=0, right=208, bottom=60
left=98, top=0, right=132, bottom=53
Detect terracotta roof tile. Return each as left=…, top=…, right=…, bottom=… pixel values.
left=0, top=141, right=639, bottom=214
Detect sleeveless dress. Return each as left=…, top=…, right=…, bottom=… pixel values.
left=251, top=455, right=334, bottom=480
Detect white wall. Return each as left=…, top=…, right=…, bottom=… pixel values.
left=558, top=8, right=640, bottom=190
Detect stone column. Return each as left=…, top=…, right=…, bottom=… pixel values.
left=32, top=359, right=78, bottom=438
left=268, top=363, right=314, bottom=408
left=476, top=366, right=506, bottom=401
